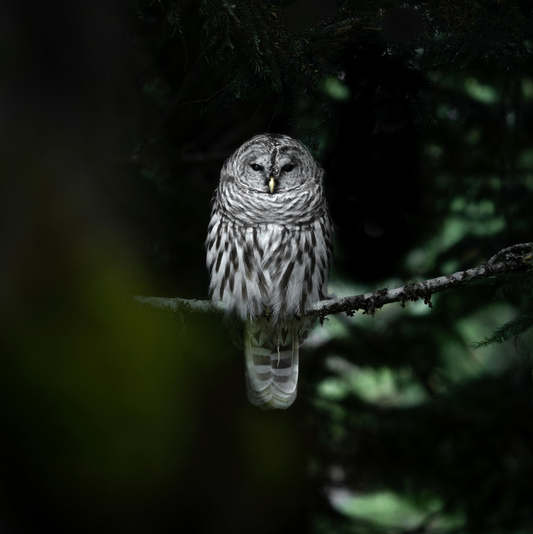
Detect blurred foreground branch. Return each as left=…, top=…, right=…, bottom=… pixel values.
left=135, top=243, right=532, bottom=320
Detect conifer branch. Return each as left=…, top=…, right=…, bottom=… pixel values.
left=135, top=243, right=532, bottom=320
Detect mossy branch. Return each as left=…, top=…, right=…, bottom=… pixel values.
left=134, top=242, right=532, bottom=320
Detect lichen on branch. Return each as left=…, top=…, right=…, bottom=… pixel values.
left=135, top=243, right=533, bottom=322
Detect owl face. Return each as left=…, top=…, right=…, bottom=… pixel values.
left=228, top=134, right=317, bottom=195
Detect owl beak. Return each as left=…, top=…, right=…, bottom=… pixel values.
left=269, top=176, right=276, bottom=194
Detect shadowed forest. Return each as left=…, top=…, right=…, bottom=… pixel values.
left=1, top=0, right=533, bottom=532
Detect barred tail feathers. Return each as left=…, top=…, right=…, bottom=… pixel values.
left=244, top=321, right=299, bottom=410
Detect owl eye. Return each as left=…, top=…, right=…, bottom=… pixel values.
left=250, top=163, right=263, bottom=171
left=282, top=164, right=295, bottom=172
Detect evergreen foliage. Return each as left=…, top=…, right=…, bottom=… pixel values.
left=134, top=0, right=533, bottom=131
left=472, top=311, right=533, bottom=348
left=461, top=246, right=533, bottom=348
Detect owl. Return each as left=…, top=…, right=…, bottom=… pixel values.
left=206, top=133, right=333, bottom=409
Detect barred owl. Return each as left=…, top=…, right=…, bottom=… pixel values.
left=206, top=133, right=332, bottom=409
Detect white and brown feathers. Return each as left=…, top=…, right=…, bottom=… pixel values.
left=206, top=133, right=332, bottom=409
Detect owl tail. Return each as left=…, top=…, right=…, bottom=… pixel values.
left=244, top=321, right=299, bottom=410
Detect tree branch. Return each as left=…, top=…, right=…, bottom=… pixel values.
left=134, top=243, right=532, bottom=320
left=134, top=296, right=226, bottom=316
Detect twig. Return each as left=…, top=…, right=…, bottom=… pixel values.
left=487, top=242, right=532, bottom=265
left=223, top=2, right=240, bottom=23
left=176, top=82, right=233, bottom=113
left=146, top=68, right=202, bottom=142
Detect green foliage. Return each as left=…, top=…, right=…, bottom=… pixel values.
left=165, top=1, right=182, bottom=31
left=192, top=0, right=533, bottom=132
left=127, top=0, right=533, bottom=149
left=472, top=311, right=533, bottom=348
left=198, top=0, right=339, bottom=116
left=461, top=246, right=533, bottom=348
left=494, top=271, right=533, bottom=300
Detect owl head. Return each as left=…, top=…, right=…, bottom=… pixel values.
left=223, top=133, right=322, bottom=195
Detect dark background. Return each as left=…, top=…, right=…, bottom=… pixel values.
left=1, top=1, right=533, bottom=532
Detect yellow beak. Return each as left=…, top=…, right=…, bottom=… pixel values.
left=269, top=176, right=275, bottom=194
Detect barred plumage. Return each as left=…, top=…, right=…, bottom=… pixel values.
left=206, top=133, right=333, bottom=409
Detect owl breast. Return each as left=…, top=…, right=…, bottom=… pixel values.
left=206, top=210, right=331, bottom=324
